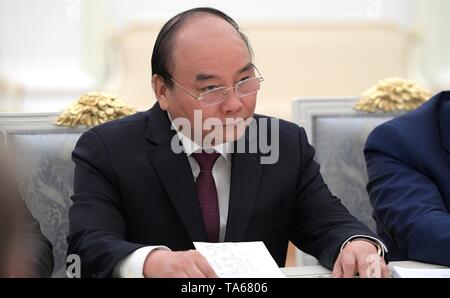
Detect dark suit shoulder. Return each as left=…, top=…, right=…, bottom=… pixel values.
left=253, top=113, right=303, bottom=135
left=371, top=91, right=448, bottom=138
left=252, top=114, right=307, bottom=165
left=89, top=110, right=150, bottom=134
left=366, top=92, right=447, bottom=165
left=68, top=113, right=148, bottom=152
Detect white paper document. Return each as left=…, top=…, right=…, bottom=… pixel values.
left=193, top=241, right=285, bottom=278
left=392, top=266, right=450, bottom=278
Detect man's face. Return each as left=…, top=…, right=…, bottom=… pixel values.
left=155, top=15, right=257, bottom=145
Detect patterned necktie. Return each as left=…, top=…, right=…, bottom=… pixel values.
left=192, top=151, right=221, bottom=242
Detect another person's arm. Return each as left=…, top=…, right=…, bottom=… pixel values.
left=16, top=204, right=54, bottom=278
left=0, top=154, right=54, bottom=278
left=365, top=123, right=450, bottom=266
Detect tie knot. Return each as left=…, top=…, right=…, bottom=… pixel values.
left=192, top=151, right=221, bottom=170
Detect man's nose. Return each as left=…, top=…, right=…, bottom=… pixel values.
left=220, top=88, right=243, bottom=115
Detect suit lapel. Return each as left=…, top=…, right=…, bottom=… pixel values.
left=144, top=105, right=265, bottom=242
left=145, top=104, right=207, bottom=241
left=225, top=123, right=262, bottom=241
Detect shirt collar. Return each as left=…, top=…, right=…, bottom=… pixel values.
left=167, top=111, right=233, bottom=162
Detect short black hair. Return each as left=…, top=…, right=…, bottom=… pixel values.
left=151, top=7, right=253, bottom=88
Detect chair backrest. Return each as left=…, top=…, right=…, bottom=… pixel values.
left=292, top=97, right=402, bottom=265
left=102, top=22, right=416, bottom=121
left=0, top=113, right=86, bottom=277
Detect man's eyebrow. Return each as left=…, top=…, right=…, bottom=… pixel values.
left=195, top=73, right=218, bottom=81
left=195, top=63, right=255, bottom=81
left=237, top=62, right=255, bottom=75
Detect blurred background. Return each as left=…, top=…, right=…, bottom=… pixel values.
left=0, top=0, right=449, bottom=121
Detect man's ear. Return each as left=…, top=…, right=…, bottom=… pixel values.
left=152, top=74, right=169, bottom=111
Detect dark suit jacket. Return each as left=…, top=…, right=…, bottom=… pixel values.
left=68, top=103, right=378, bottom=277
left=365, top=91, right=450, bottom=266
left=0, top=158, right=53, bottom=277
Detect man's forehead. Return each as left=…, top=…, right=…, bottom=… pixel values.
left=172, top=14, right=245, bottom=51
left=177, top=14, right=239, bottom=36
left=170, top=15, right=250, bottom=76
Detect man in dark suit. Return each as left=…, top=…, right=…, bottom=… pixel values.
left=0, top=153, right=54, bottom=278
left=68, top=7, right=389, bottom=278
left=365, top=91, right=450, bottom=266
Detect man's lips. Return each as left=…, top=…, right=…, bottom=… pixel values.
left=224, top=120, right=245, bottom=127
left=223, top=118, right=252, bottom=127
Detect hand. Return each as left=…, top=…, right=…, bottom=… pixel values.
left=143, top=249, right=218, bottom=278
left=332, top=240, right=390, bottom=278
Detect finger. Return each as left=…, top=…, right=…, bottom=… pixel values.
left=341, top=253, right=357, bottom=278
left=382, top=262, right=390, bottom=278
left=366, top=255, right=385, bottom=278
left=356, top=255, right=368, bottom=278
left=332, top=255, right=343, bottom=278
left=333, top=265, right=343, bottom=278
left=183, top=266, right=208, bottom=278
left=194, top=252, right=218, bottom=278
left=169, top=271, right=190, bottom=278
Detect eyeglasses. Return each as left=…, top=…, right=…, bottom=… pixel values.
left=167, top=66, right=264, bottom=106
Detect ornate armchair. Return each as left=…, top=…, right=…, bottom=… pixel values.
left=292, top=97, right=403, bottom=265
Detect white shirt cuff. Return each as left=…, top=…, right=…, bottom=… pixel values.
left=340, top=235, right=388, bottom=258
left=113, top=246, right=170, bottom=278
